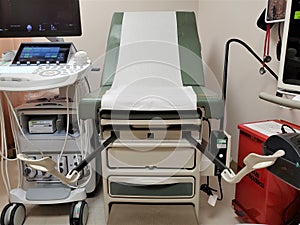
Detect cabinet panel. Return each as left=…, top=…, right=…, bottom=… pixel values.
left=107, top=147, right=195, bottom=169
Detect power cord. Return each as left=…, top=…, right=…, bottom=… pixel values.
left=221, top=38, right=278, bottom=130
left=222, top=38, right=278, bottom=103
left=200, top=118, right=224, bottom=201
left=217, top=174, right=224, bottom=201
left=200, top=175, right=224, bottom=201
left=200, top=176, right=217, bottom=196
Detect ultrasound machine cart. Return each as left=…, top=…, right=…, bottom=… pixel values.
left=0, top=42, right=98, bottom=225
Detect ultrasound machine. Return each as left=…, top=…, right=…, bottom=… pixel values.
left=0, top=0, right=99, bottom=225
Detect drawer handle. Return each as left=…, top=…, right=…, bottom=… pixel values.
left=118, top=181, right=178, bottom=188
left=145, top=165, right=157, bottom=170
left=114, top=178, right=182, bottom=186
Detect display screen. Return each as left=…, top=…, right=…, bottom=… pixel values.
left=282, top=0, right=300, bottom=86
left=12, top=43, right=72, bottom=64
left=0, top=0, right=82, bottom=37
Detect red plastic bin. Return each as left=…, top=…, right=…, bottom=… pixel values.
left=233, top=120, right=300, bottom=225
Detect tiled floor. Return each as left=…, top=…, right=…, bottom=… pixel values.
left=0, top=160, right=241, bottom=225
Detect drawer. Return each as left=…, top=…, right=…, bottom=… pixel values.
left=108, top=176, right=195, bottom=198
left=107, top=147, right=196, bottom=169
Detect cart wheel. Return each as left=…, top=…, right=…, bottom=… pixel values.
left=69, top=201, right=88, bottom=225
left=1, top=203, right=26, bottom=225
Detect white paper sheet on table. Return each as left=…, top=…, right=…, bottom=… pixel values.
left=101, top=11, right=197, bottom=111
left=102, top=86, right=196, bottom=110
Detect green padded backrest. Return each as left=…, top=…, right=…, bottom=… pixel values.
left=100, top=12, right=205, bottom=87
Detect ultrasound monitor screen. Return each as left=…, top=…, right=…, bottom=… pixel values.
left=0, top=0, right=82, bottom=37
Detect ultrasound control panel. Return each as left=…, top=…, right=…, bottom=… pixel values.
left=0, top=42, right=91, bottom=91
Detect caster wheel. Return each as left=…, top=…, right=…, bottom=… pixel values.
left=1, top=203, right=26, bottom=225
left=69, top=201, right=88, bottom=225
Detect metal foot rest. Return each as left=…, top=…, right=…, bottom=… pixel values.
left=107, top=204, right=199, bottom=225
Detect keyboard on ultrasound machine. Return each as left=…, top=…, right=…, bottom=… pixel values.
left=0, top=46, right=91, bottom=91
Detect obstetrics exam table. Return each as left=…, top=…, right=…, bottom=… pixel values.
left=69, top=11, right=280, bottom=225
left=17, top=11, right=285, bottom=225
left=78, top=11, right=226, bottom=224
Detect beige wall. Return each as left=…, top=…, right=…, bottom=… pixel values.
left=65, top=0, right=300, bottom=161
left=78, top=0, right=199, bottom=60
